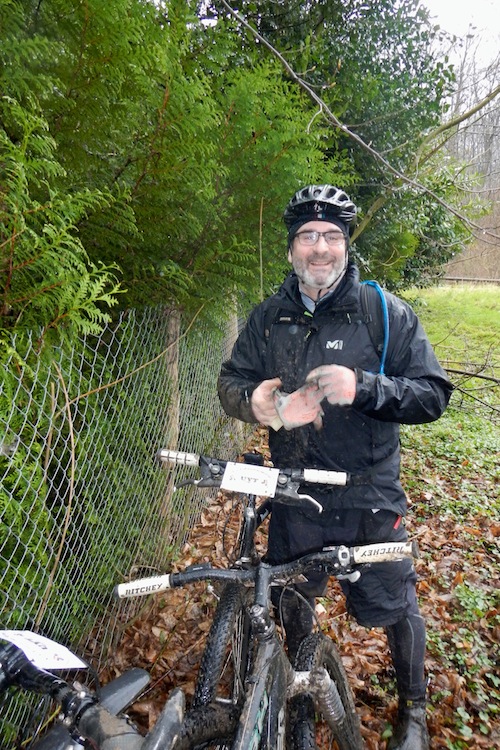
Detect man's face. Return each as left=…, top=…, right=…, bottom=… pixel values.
left=288, top=220, right=347, bottom=296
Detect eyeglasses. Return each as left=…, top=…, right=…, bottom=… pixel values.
left=294, top=230, right=345, bottom=246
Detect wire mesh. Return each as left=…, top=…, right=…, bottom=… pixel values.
left=0, top=306, right=249, bottom=745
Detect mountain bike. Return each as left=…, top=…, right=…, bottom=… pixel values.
left=0, top=630, right=183, bottom=749
left=115, top=449, right=418, bottom=749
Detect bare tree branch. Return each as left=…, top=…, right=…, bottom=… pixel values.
left=446, top=368, right=500, bottom=384
left=452, top=386, right=500, bottom=415
left=218, top=0, right=500, bottom=241
left=415, top=83, right=500, bottom=167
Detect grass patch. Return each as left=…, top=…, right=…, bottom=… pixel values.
left=401, top=284, right=499, bottom=520
left=403, top=284, right=498, bottom=351
left=404, top=285, right=498, bottom=418
left=400, top=285, right=499, bottom=748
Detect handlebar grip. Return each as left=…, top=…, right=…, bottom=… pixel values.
left=352, top=540, right=418, bottom=564
left=157, top=449, right=200, bottom=466
left=114, top=574, right=172, bottom=599
left=0, top=640, right=67, bottom=694
left=78, top=704, right=144, bottom=750
left=302, top=468, right=348, bottom=486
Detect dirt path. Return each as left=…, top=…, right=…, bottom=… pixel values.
left=105, top=430, right=499, bottom=748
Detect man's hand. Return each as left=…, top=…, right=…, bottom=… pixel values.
left=306, top=365, right=356, bottom=406
left=273, top=381, right=324, bottom=430
left=251, top=377, right=283, bottom=429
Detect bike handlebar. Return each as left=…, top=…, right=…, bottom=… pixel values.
left=114, top=540, right=419, bottom=600
left=157, top=449, right=348, bottom=513
left=0, top=640, right=140, bottom=748
left=157, top=449, right=200, bottom=466
left=0, top=638, right=177, bottom=750
left=0, top=639, right=74, bottom=698
left=157, top=449, right=348, bottom=488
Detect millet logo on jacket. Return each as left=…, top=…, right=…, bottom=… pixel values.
left=326, top=340, right=343, bottom=350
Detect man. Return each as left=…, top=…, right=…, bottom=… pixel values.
left=217, top=185, right=452, bottom=750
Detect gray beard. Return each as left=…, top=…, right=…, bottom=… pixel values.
left=294, top=258, right=347, bottom=293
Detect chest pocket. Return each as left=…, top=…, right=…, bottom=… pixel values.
left=264, top=311, right=313, bottom=391
left=264, top=308, right=381, bottom=390
left=314, top=319, right=380, bottom=372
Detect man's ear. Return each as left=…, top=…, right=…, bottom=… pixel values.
left=287, top=247, right=292, bottom=263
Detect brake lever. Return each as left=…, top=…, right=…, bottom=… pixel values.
left=297, top=492, right=324, bottom=513
left=175, top=477, right=222, bottom=489
left=175, top=478, right=196, bottom=489
left=274, top=483, right=324, bottom=513
left=175, top=474, right=323, bottom=511
left=195, top=477, right=223, bottom=488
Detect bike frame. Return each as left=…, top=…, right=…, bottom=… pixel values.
left=234, top=632, right=290, bottom=750
left=115, top=450, right=419, bottom=749
left=224, top=491, right=291, bottom=749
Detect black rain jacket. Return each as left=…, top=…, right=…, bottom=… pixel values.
left=218, top=264, right=453, bottom=515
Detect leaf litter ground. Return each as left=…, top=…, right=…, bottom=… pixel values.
left=104, top=427, right=499, bottom=749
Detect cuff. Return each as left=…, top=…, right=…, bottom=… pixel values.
left=353, top=368, right=378, bottom=409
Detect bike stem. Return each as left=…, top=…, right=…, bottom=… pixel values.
left=236, top=493, right=259, bottom=565
left=247, top=562, right=278, bottom=641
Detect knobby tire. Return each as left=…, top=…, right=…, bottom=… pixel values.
left=174, top=583, right=251, bottom=748
left=288, top=633, right=363, bottom=750
left=173, top=703, right=239, bottom=750
left=192, top=582, right=251, bottom=709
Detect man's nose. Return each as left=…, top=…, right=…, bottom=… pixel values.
left=314, top=234, right=330, bottom=248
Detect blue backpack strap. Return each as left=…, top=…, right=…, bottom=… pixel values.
left=264, top=283, right=389, bottom=375
left=360, top=280, right=389, bottom=375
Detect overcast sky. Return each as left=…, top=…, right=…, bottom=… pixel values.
left=423, top=0, right=495, bottom=35
left=422, top=0, right=497, bottom=64
left=422, top=0, right=499, bottom=68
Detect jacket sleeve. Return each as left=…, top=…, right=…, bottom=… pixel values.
left=218, top=306, right=268, bottom=424
left=353, top=295, right=453, bottom=424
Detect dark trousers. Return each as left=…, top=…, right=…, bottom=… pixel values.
left=268, top=506, right=427, bottom=700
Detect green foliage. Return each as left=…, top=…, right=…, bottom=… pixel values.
left=0, top=2, right=386, bottom=318
left=185, top=58, right=344, bottom=314
left=354, top=173, right=476, bottom=289
left=0, top=94, right=121, bottom=347
left=0, top=54, right=123, bottom=644
left=317, top=0, right=474, bottom=287
left=0, top=352, right=54, bottom=630
left=2, top=0, right=477, bottom=321
left=453, top=581, right=498, bottom=622
left=204, top=0, right=477, bottom=290
left=0, top=444, right=52, bottom=628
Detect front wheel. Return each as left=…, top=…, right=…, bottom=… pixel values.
left=173, top=704, right=239, bottom=750
left=192, top=582, right=252, bottom=709
left=288, top=633, right=363, bottom=750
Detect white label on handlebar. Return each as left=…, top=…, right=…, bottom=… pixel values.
left=221, top=462, right=280, bottom=497
left=115, top=575, right=171, bottom=598
left=352, top=541, right=415, bottom=563
left=0, top=630, right=87, bottom=670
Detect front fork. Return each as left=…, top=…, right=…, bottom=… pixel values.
left=235, top=565, right=346, bottom=748
left=288, top=666, right=346, bottom=726
left=248, top=573, right=346, bottom=732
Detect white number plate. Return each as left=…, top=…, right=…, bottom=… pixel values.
left=0, top=630, right=87, bottom=670
left=221, top=462, right=279, bottom=497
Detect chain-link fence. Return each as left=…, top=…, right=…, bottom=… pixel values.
left=0, top=307, right=248, bottom=744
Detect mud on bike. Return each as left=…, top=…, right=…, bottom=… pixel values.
left=0, top=629, right=187, bottom=749
left=115, top=450, right=418, bottom=750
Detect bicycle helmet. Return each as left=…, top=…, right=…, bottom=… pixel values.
left=284, top=185, right=357, bottom=239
